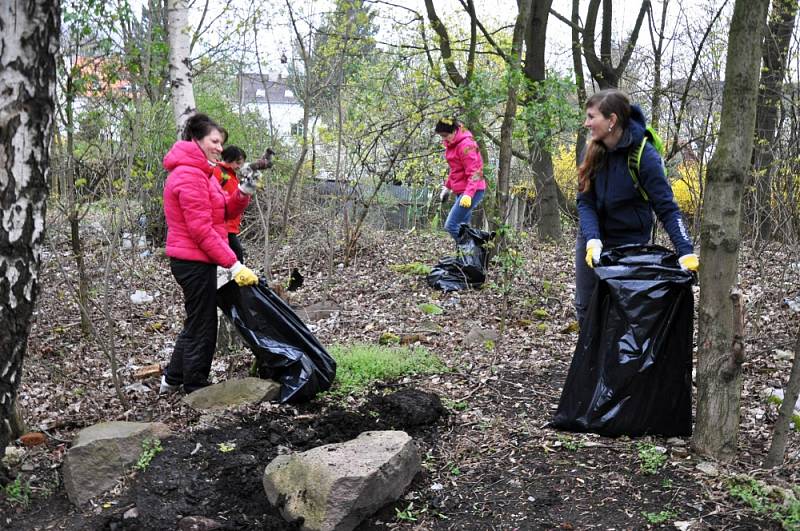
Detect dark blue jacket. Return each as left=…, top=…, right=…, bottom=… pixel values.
left=577, top=105, right=694, bottom=256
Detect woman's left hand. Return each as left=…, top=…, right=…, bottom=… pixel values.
left=459, top=195, right=472, bottom=208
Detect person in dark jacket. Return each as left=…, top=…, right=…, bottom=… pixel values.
left=575, top=89, right=698, bottom=328
left=161, top=113, right=259, bottom=394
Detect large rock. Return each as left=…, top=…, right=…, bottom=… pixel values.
left=182, top=377, right=280, bottom=412
left=296, top=300, right=341, bottom=322
left=263, top=430, right=420, bottom=531
left=63, top=421, right=171, bottom=506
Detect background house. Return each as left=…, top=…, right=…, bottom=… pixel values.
left=238, top=71, right=305, bottom=138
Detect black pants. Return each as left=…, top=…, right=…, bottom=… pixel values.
left=166, top=259, right=217, bottom=393
left=228, top=233, right=244, bottom=262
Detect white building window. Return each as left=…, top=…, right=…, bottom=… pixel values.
left=256, top=88, right=266, bottom=97
left=291, top=121, right=304, bottom=136
left=284, top=89, right=294, bottom=98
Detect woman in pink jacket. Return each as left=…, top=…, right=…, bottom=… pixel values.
left=160, top=113, right=259, bottom=394
left=435, top=117, right=487, bottom=242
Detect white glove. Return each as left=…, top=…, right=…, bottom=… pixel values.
left=585, top=239, right=602, bottom=268
left=237, top=163, right=261, bottom=195
left=439, top=186, right=449, bottom=202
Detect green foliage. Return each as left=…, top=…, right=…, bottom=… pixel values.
left=418, top=303, right=444, bottom=315
left=727, top=476, right=800, bottom=529
left=642, top=509, right=677, bottom=525
left=556, top=434, right=582, bottom=452
left=518, top=74, right=583, bottom=151
left=217, top=442, right=236, bottom=453
left=395, top=501, right=425, bottom=522
left=389, top=262, right=432, bottom=275
left=766, top=394, right=800, bottom=429
left=135, top=438, right=163, bottom=471
left=442, top=398, right=469, bottom=411
left=2, top=476, right=31, bottom=507
left=328, top=344, right=446, bottom=396
left=378, top=332, right=401, bottom=345
left=636, top=442, right=667, bottom=475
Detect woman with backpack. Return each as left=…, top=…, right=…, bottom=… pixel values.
left=575, top=89, right=698, bottom=328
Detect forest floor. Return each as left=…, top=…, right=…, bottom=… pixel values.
left=1, top=218, right=799, bottom=530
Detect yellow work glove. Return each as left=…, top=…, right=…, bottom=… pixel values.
left=585, top=239, right=602, bottom=268
left=678, top=253, right=699, bottom=272
left=230, top=261, right=259, bottom=287
left=459, top=195, right=472, bottom=208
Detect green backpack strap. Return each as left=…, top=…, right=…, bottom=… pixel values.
left=627, top=126, right=666, bottom=203
left=627, top=139, right=650, bottom=202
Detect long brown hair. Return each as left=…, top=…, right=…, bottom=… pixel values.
left=578, top=89, right=632, bottom=193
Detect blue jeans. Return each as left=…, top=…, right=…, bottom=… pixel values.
left=574, top=231, right=598, bottom=329
left=444, top=189, right=485, bottom=242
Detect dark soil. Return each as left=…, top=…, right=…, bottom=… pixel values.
left=2, top=227, right=798, bottom=530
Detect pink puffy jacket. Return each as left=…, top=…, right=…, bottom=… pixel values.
left=443, top=128, right=486, bottom=198
left=163, top=141, right=250, bottom=268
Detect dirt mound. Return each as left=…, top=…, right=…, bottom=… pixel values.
left=366, top=388, right=447, bottom=428
left=100, top=389, right=443, bottom=530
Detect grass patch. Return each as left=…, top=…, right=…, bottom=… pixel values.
left=727, top=475, right=800, bottom=529
left=636, top=441, right=667, bottom=475
left=328, top=343, right=446, bottom=396
left=418, top=303, right=443, bottom=315
left=389, top=262, right=432, bottom=276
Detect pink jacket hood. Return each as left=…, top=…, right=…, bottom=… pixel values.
left=163, top=140, right=212, bottom=174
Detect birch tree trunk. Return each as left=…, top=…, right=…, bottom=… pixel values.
left=167, top=0, right=196, bottom=135
left=693, top=0, right=769, bottom=462
left=0, top=0, right=59, bottom=473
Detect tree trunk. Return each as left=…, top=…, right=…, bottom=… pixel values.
left=648, top=0, right=669, bottom=131
left=571, top=0, right=587, bottom=165
left=693, top=0, right=769, bottom=462
left=751, top=0, right=798, bottom=243
left=167, top=0, right=196, bottom=136
left=0, top=0, right=59, bottom=475
left=766, top=325, right=800, bottom=468
left=582, top=0, right=650, bottom=89
left=524, top=0, right=561, bottom=241
left=496, top=0, right=532, bottom=229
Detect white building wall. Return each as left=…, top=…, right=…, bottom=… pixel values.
left=247, top=102, right=305, bottom=139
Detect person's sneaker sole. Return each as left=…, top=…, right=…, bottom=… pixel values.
left=159, top=375, right=181, bottom=394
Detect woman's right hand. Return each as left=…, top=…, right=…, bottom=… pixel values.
left=230, top=262, right=259, bottom=286
left=585, top=239, right=602, bottom=268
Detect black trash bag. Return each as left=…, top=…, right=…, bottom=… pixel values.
left=427, top=224, right=495, bottom=292
left=216, top=280, right=336, bottom=403
left=552, top=244, right=695, bottom=437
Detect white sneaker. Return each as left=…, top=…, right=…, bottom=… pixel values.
left=159, top=375, right=181, bottom=394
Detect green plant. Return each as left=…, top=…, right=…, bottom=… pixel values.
left=418, top=303, right=443, bottom=315
left=134, top=438, right=163, bottom=471
left=389, top=262, right=432, bottom=275
left=727, top=476, right=800, bottom=529
left=2, top=476, right=31, bottom=507
left=636, top=442, right=667, bottom=475
left=395, top=501, right=426, bottom=522
left=488, top=226, right=526, bottom=332
left=218, top=442, right=236, bottom=453
left=327, top=344, right=446, bottom=396
left=642, top=509, right=677, bottom=525
left=443, top=398, right=469, bottom=411
left=557, top=434, right=582, bottom=452
left=661, top=478, right=674, bottom=489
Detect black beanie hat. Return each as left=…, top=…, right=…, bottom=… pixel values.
left=435, top=117, right=459, bottom=134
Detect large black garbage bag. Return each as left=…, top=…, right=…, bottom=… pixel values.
left=427, top=224, right=495, bottom=292
left=552, top=244, right=695, bottom=437
left=217, top=281, right=336, bottom=403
